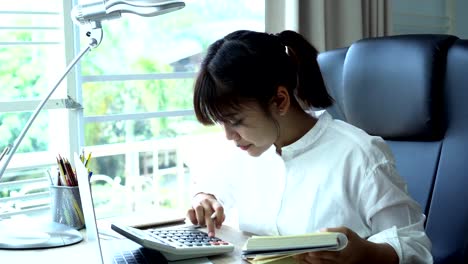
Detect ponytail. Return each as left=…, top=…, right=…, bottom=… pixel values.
left=276, top=30, right=333, bottom=108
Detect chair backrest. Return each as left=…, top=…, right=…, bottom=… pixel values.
left=318, top=34, right=468, bottom=264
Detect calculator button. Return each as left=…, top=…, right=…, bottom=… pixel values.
left=146, top=228, right=233, bottom=253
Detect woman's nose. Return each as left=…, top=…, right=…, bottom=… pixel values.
left=223, top=125, right=239, bottom=141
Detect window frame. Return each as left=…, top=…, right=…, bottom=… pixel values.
left=1, top=0, right=266, bottom=218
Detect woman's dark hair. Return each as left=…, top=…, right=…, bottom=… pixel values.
left=193, top=30, right=333, bottom=125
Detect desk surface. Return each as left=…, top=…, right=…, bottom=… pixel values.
left=0, top=225, right=251, bottom=264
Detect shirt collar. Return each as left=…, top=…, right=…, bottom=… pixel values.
left=280, top=111, right=332, bottom=161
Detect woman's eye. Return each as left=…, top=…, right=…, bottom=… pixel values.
left=230, top=119, right=243, bottom=126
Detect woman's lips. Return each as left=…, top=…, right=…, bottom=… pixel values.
left=238, top=144, right=251, bottom=151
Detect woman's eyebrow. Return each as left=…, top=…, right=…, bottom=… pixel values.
left=221, top=112, right=238, bottom=118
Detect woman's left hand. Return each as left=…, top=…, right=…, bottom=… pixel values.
left=292, top=226, right=397, bottom=264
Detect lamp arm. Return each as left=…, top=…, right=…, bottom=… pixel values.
left=0, top=26, right=103, bottom=181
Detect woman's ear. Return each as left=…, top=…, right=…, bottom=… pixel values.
left=271, top=86, right=290, bottom=116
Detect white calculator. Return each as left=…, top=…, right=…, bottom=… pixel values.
left=110, top=224, right=235, bottom=261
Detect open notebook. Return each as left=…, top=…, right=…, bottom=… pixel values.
left=74, top=153, right=207, bottom=264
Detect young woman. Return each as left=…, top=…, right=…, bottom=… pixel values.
left=187, top=30, right=432, bottom=263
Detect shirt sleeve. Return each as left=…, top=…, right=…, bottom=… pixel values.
left=360, top=162, right=433, bottom=264
left=189, top=165, right=237, bottom=210
left=188, top=145, right=241, bottom=210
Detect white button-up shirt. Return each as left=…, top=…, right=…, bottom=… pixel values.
left=191, top=111, right=433, bottom=263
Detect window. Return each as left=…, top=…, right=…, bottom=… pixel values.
left=392, top=0, right=456, bottom=35
left=0, top=0, right=69, bottom=218
left=0, top=0, right=265, bottom=220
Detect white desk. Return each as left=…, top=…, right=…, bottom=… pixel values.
left=0, top=225, right=251, bottom=264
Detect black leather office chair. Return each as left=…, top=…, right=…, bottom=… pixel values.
left=318, top=34, right=468, bottom=264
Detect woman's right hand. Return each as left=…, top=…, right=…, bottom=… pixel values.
left=187, top=192, right=225, bottom=237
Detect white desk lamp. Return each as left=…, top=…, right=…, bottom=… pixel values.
left=0, top=0, right=185, bottom=249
